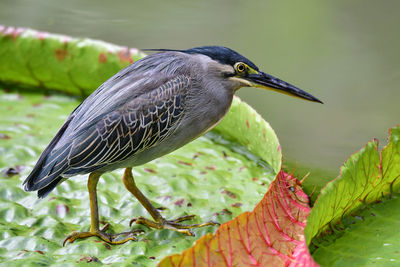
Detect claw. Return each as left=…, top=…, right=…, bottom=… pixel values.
left=63, top=226, right=144, bottom=246
left=129, top=218, right=137, bottom=227
left=130, top=214, right=219, bottom=236
left=122, top=168, right=218, bottom=236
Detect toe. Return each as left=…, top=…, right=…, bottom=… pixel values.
left=172, top=214, right=196, bottom=223
left=63, top=231, right=92, bottom=246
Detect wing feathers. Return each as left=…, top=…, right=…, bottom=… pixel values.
left=24, top=74, right=191, bottom=197
left=23, top=116, right=74, bottom=192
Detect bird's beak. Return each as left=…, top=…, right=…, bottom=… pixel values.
left=245, top=71, right=323, bottom=104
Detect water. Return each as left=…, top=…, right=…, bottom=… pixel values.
left=1, top=0, right=399, bottom=172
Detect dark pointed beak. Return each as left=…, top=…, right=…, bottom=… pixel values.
left=246, top=72, right=323, bottom=104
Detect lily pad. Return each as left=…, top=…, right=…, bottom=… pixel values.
left=158, top=171, right=318, bottom=267
left=0, top=26, right=282, bottom=266
left=0, top=25, right=145, bottom=96
left=0, top=90, right=279, bottom=266
left=305, top=126, right=400, bottom=266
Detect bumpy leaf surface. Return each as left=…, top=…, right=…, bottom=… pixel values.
left=158, top=171, right=318, bottom=267
left=0, top=90, right=279, bottom=266
left=0, top=26, right=284, bottom=266
left=306, top=126, right=400, bottom=265
left=312, top=193, right=400, bottom=266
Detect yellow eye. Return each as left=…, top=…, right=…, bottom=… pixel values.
left=235, top=62, right=247, bottom=73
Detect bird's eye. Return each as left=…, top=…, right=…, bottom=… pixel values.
left=235, top=62, right=247, bottom=73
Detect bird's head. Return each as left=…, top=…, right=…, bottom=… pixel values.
left=181, top=46, right=323, bottom=103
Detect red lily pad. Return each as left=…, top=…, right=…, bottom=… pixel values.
left=158, top=171, right=318, bottom=267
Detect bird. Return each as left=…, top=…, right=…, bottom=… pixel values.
left=23, top=46, right=322, bottom=245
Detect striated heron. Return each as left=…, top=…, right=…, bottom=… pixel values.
left=23, top=46, right=322, bottom=245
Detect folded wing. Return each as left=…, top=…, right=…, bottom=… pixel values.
left=23, top=74, right=191, bottom=197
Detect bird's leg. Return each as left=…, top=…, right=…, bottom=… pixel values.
left=63, top=172, right=142, bottom=246
left=123, top=167, right=218, bottom=236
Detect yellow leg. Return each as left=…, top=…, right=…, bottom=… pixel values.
left=123, top=167, right=218, bottom=236
left=63, top=172, right=142, bottom=246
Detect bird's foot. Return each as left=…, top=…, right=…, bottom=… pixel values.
left=63, top=223, right=144, bottom=246
left=129, top=214, right=219, bottom=236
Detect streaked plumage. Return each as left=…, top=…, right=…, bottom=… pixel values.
left=24, top=53, right=206, bottom=196
left=23, top=46, right=322, bottom=244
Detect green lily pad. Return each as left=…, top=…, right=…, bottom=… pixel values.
left=158, top=171, right=317, bottom=267
left=0, top=26, right=145, bottom=96
left=305, top=126, right=400, bottom=266
left=0, top=26, right=282, bottom=266
left=312, top=193, right=400, bottom=266
left=0, top=89, right=280, bottom=266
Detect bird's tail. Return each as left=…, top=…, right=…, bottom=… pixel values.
left=23, top=147, right=69, bottom=198
left=23, top=117, right=73, bottom=198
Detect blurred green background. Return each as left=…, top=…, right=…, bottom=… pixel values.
left=1, top=0, right=399, bottom=173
